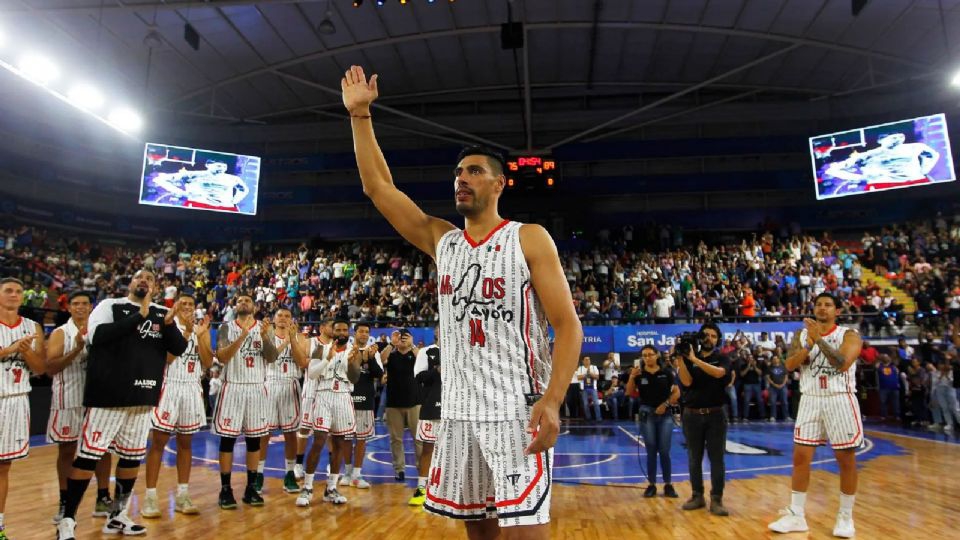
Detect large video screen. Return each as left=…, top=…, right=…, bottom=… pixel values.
left=139, top=143, right=260, bottom=215
left=809, top=113, right=955, bottom=200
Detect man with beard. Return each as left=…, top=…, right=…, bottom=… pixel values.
left=257, top=308, right=309, bottom=494
left=46, top=292, right=114, bottom=524
left=340, top=322, right=382, bottom=489
left=677, top=322, right=733, bottom=516
left=213, top=294, right=279, bottom=510
left=141, top=294, right=214, bottom=518
left=769, top=293, right=862, bottom=538
left=344, top=66, right=581, bottom=538
left=56, top=270, right=189, bottom=540
left=295, top=320, right=361, bottom=507
left=0, top=278, right=45, bottom=540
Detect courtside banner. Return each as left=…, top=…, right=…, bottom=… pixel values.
left=613, top=322, right=802, bottom=352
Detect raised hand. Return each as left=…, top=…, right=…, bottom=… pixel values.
left=195, top=315, right=210, bottom=336
left=803, top=318, right=820, bottom=345
left=341, top=65, right=379, bottom=115
left=16, top=335, right=36, bottom=353
left=75, top=324, right=87, bottom=348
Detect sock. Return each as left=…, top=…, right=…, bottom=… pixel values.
left=59, top=489, right=67, bottom=504
left=839, top=493, right=856, bottom=513
left=246, top=470, right=257, bottom=488
left=0, top=513, right=4, bottom=528
left=352, top=467, right=362, bottom=480
left=327, top=474, right=339, bottom=490
left=790, top=491, right=807, bottom=516
left=344, top=464, right=353, bottom=477
left=220, top=472, right=231, bottom=488
left=304, top=473, right=315, bottom=490
left=285, top=459, right=295, bottom=473
left=113, top=477, right=137, bottom=516
left=177, top=484, right=189, bottom=497
left=97, top=488, right=109, bottom=501
left=64, top=477, right=92, bottom=520
left=257, top=461, right=265, bottom=474
left=418, top=476, right=427, bottom=489
left=295, top=454, right=305, bottom=465
left=146, top=487, right=158, bottom=499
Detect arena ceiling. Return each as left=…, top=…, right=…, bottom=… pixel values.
left=2, top=0, right=960, bottom=155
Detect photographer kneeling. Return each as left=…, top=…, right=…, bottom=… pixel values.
left=677, top=322, right=732, bottom=516
left=627, top=345, right=680, bottom=498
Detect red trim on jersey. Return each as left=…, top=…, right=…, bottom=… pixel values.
left=184, top=200, right=239, bottom=212
left=234, top=319, right=258, bottom=332
left=80, top=412, right=109, bottom=453
left=495, top=451, right=544, bottom=508
left=0, top=316, right=23, bottom=329
left=0, top=436, right=28, bottom=459
left=523, top=283, right=541, bottom=394
left=463, top=219, right=510, bottom=248
left=56, top=372, right=65, bottom=409
left=213, top=383, right=241, bottom=436
left=821, top=324, right=839, bottom=337
left=48, top=409, right=79, bottom=442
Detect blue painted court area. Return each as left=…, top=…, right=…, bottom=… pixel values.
left=29, top=419, right=952, bottom=486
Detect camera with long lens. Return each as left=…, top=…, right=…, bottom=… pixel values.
left=675, top=331, right=702, bottom=358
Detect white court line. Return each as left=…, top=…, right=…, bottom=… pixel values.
left=617, top=425, right=646, bottom=447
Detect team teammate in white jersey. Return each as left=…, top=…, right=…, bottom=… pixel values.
left=45, top=291, right=113, bottom=523
left=0, top=278, right=45, bottom=540
left=141, top=294, right=214, bottom=518
left=344, top=66, right=582, bottom=538
left=213, top=294, right=280, bottom=510
left=295, top=320, right=361, bottom=507
left=257, top=308, right=309, bottom=495
left=296, top=319, right=334, bottom=479
left=769, top=293, right=863, bottom=538
left=340, top=322, right=382, bottom=490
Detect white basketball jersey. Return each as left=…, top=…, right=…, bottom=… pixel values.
left=799, top=325, right=857, bottom=395
left=435, top=220, right=551, bottom=422
left=51, top=319, right=88, bottom=408
left=0, top=316, right=39, bottom=397
left=165, top=321, right=202, bottom=384
left=302, top=336, right=329, bottom=399
left=266, top=333, right=302, bottom=381
left=221, top=320, right=266, bottom=384
left=315, top=344, right=352, bottom=393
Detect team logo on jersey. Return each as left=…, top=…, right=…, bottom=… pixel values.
left=137, top=320, right=162, bottom=340
left=134, top=378, right=158, bottom=389
left=505, top=473, right=521, bottom=488
left=448, top=263, right=515, bottom=323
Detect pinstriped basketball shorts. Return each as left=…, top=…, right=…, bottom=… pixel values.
left=423, top=418, right=552, bottom=528
left=793, top=393, right=863, bottom=450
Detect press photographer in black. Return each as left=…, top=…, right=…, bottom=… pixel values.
left=676, top=322, right=732, bottom=516
left=626, top=345, right=680, bottom=499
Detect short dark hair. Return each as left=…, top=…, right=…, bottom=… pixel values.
left=354, top=322, right=370, bottom=332
left=0, top=277, right=24, bottom=288
left=332, top=318, right=350, bottom=329
left=814, top=292, right=840, bottom=309
left=68, top=291, right=94, bottom=303
left=456, top=145, right=505, bottom=176
left=700, top=322, right=722, bottom=339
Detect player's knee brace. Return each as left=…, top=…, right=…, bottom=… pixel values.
left=72, top=457, right=99, bottom=471
left=245, top=437, right=261, bottom=453
left=117, top=458, right=140, bottom=469
left=219, top=437, right=237, bottom=453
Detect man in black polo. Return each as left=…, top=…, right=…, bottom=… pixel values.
left=381, top=328, right=421, bottom=481
left=677, top=322, right=732, bottom=516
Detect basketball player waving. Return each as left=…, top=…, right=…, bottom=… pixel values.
left=343, top=65, right=582, bottom=540
left=769, top=293, right=862, bottom=538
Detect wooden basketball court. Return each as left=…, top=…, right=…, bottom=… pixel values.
left=5, top=427, right=957, bottom=539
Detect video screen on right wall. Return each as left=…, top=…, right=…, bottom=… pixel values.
left=809, top=113, right=955, bottom=200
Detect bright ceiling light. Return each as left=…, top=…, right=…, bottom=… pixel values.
left=952, top=70, right=960, bottom=87
left=17, top=52, right=59, bottom=86
left=108, top=107, right=142, bottom=133
left=67, top=83, right=104, bottom=110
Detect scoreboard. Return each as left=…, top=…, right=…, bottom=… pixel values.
left=505, top=155, right=559, bottom=190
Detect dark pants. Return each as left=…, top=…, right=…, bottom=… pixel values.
left=878, top=388, right=900, bottom=418
left=564, top=384, right=582, bottom=418
left=682, top=410, right=727, bottom=497
left=640, top=407, right=673, bottom=485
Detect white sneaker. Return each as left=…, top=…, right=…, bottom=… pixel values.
left=927, top=424, right=943, bottom=432
left=339, top=475, right=351, bottom=487
left=293, top=464, right=304, bottom=480
left=56, top=517, right=77, bottom=540
left=295, top=488, right=313, bottom=507
left=140, top=492, right=161, bottom=519
left=323, top=487, right=347, bottom=504
left=945, top=423, right=954, bottom=432
left=102, top=511, right=147, bottom=536
left=351, top=477, right=371, bottom=489
left=768, top=507, right=809, bottom=533
left=833, top=510, right=855, bottom=538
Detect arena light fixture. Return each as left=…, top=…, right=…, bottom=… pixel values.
left=108, top=107, right=143, bottom=133
left=67, top=83, right=105, bottom=110
left=17, top=52, right=59, bottom=86
left=952, top=69, right=960, bottom=87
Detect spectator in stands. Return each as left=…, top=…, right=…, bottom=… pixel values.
left=876, top=354, right=900, bottom=421
left=739, top=352, right=765, bottom=421
left=766, top=356, right=790, bottom=422
left=577, top=356, right=602, bottom=421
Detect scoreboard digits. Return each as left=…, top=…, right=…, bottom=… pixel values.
left=505, top=156, right=559, bottom=190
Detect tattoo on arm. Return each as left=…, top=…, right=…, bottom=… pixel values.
left=815, top=339, right=846, bottom=370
